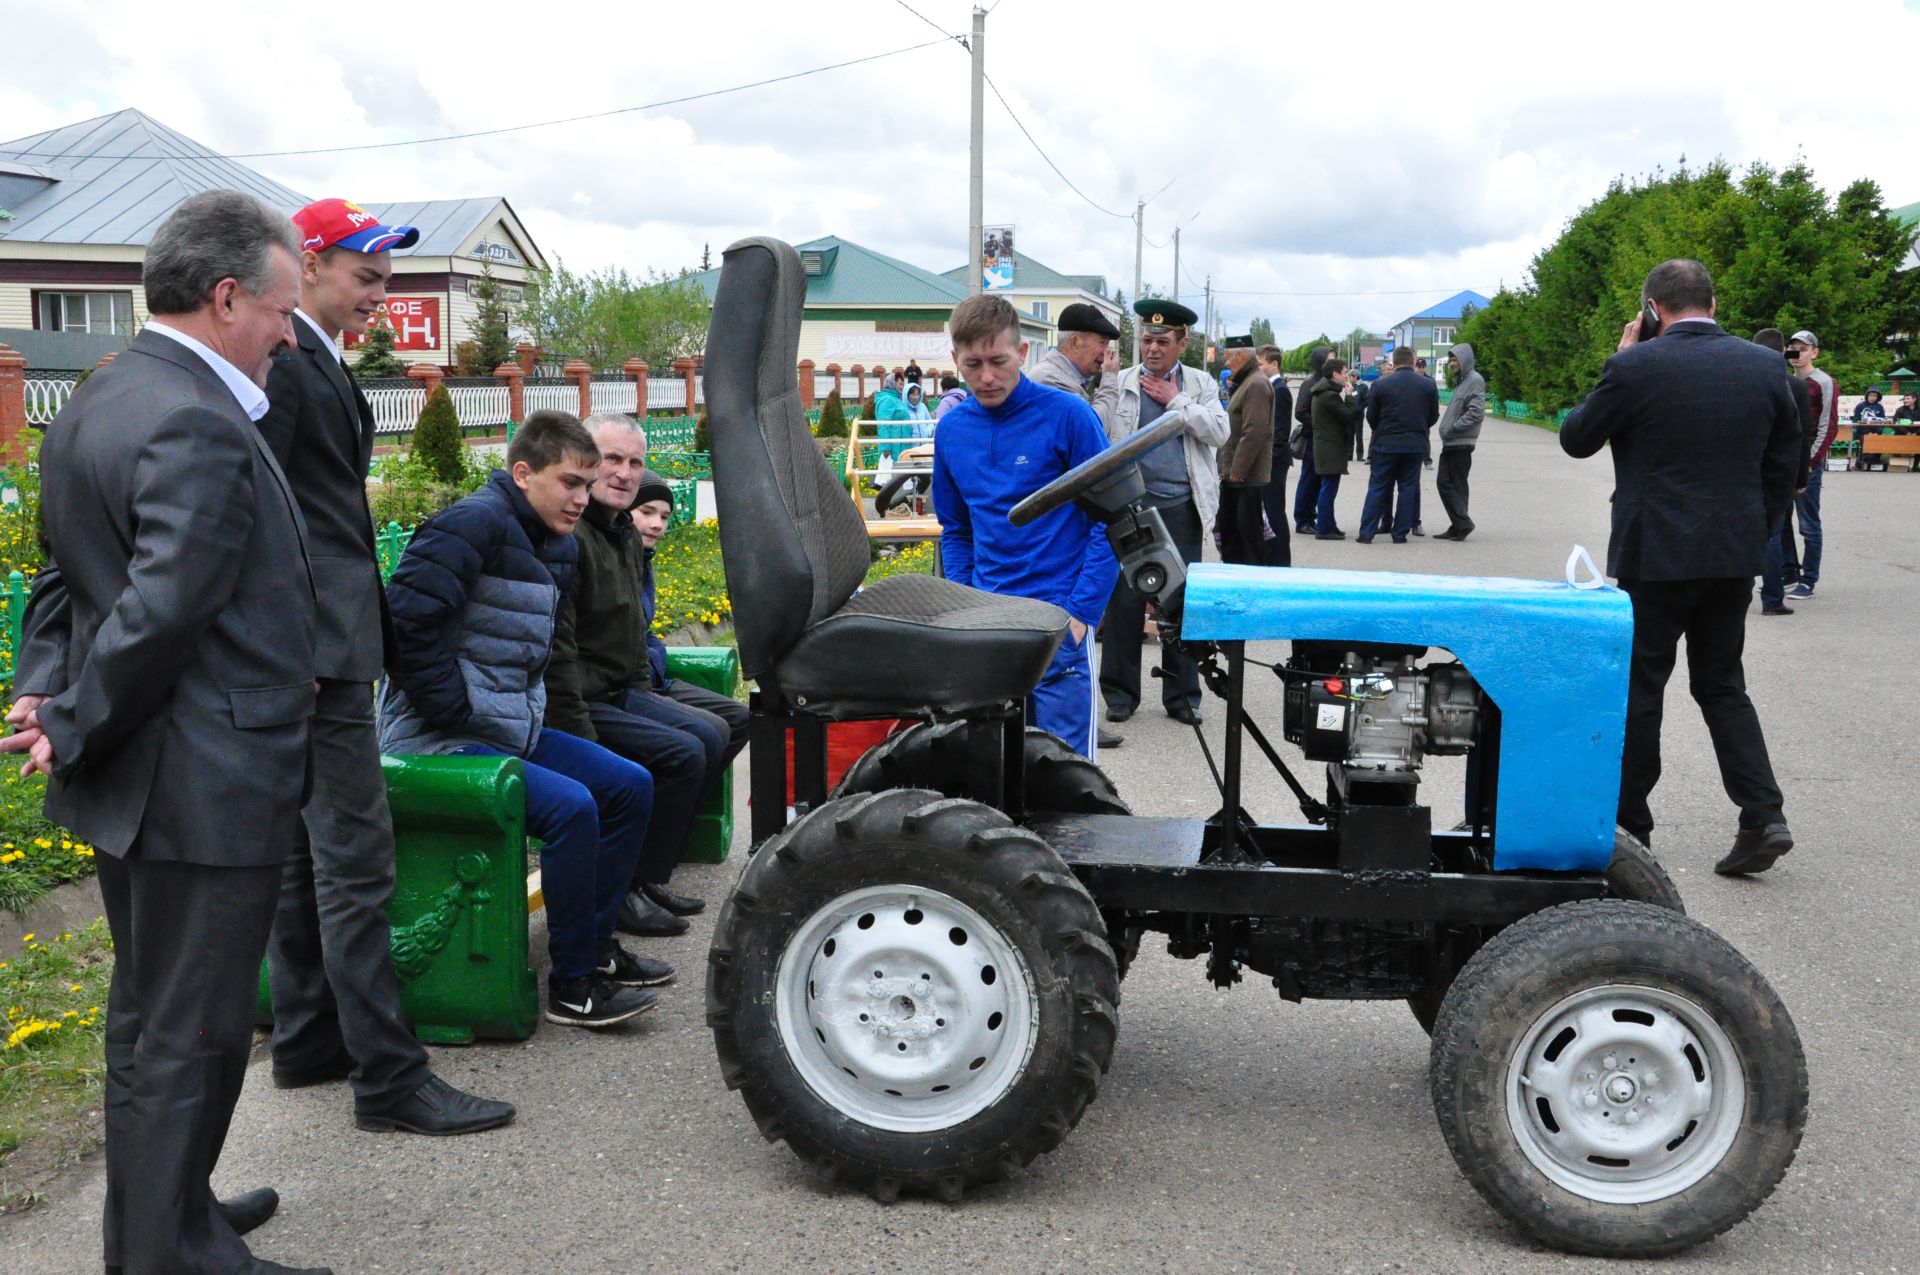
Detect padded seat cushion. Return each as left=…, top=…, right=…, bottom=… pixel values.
left=772, top=574, right=1068, bottom=718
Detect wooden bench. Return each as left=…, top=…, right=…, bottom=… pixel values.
left=1860, top=432, right=1920, bottom=471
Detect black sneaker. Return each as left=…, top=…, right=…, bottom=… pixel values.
left=545, top=975, right=656, bottom=1028
left=598, top=941, right=675, bottom=988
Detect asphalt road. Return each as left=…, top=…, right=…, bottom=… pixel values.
left=6, top=419, right=1915, bottom=1273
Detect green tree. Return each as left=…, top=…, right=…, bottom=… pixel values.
left=520, top=260, right=710, bottom=368
left=469, top=261, right=515, bottom=374
left=353, top=319, right=409, bottom=379
left=815, top=387, right=847, bottom=440
left=412, top=383, right=465, bottom=484
left=1249, top=317, right=1276, bottom=348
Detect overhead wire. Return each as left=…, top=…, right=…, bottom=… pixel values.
left=0, top=39, right=954, bottom=162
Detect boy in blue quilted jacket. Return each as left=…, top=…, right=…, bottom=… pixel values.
left=380, top=410, right=671, bottom=1029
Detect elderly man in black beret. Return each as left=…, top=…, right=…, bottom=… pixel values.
left=1029, top=302, right=1122, bottom=430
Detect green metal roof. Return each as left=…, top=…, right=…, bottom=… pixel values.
left=1891, top=200, right=1920, bottom=225
left=687, top=235, right=970, bottom=306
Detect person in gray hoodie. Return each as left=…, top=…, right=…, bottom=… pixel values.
left=1434, top=342, right=1484, bottom=540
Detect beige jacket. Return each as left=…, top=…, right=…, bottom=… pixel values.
left=1108, top=362, right=1230, bottom=531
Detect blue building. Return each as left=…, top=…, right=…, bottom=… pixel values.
left=1388, top=290, right=1491, bottom=365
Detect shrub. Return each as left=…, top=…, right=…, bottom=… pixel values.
left=694, top=412, right=711, bottom=453
left=366, top=445, right=495, bottom=527
left=451, top=340, right=480, bottom=376
left=815, top=389, right=846, bottom=440
left=412, top=383, right=465, bottom=484
left=353, top=321, right=410, bottom=379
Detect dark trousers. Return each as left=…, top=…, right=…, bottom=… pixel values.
left=1259, top=466, right=1293, bottom=566
left=1617, top=577, right=1785, bottom=844
left=588, top=679, right=747, bottom=887
left=1436, top=449, right=1474, bottom=533
left=1101, top=497, right=1202, bottom=716
left=661, top=678, right=751, bottom=792
left=1760, top=505, right=1800, bottom=609
left=1315, top=474, right=1343, bottom=534
left=1795, top=465, right=1824, bottom=585
left=268, top=678, right=431, bottom=1109
left=457, top=729, right=652, bottom=980
left=99, top=851, right=283, bottom=1275
left=1361, top=453, right=1422, bottom=540
left=1292, top=448, right=1319, bottom=531
left=1217, top=482, right=1269, bottom=566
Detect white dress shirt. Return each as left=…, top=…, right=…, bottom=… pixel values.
left=145, top=320, right=271, bottom=422
left=295, top=308, right=344, bottom=363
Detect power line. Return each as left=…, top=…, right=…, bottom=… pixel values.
left=890, top=0, right=967, bottom=45
left=1211, top=286, right=1485, bottom=297
left=0, top=39, right=953, bottom=163
left=981, top=71, right=1131, bottom=219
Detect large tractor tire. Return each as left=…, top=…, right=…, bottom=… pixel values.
left=834, top=722, right=1130, bottom=817
left=706, top=788, right=1121, bottom=1202
left=1428, top=900, right=1807, bottom=1257
left=1408, top=830, right=1684, bottom=1035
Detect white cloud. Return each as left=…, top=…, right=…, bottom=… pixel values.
left=3, top=0, right=1913, bottom=340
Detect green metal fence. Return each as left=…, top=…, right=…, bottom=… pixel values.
left=0, top=570, right=27, bottom=687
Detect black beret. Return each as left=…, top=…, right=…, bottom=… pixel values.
left=1058, top=302, right=1121, bottom=339
left=633, top=469, right=674, bottom=510
left=1133, top=298, right=1198, bottom=330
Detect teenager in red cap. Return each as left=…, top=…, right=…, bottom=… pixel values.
left=258, top=198, right=517, bottom=1134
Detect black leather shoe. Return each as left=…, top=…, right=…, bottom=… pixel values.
left=1314, top=530, right=1347, bottom=541
left=1097, top=726, right=1123, bottom=749
left=1761, top=605, right=1794, bottom=616
left=617, top=890, right=690, bottom=937
left=1714, top=823, right=1793, bottom=876
left=642, top=882, right=705, bottom=916
left=1168, top=705, right=1203, bottom=727
left=355, top=1074, right=516, bottom=1136
left=1105, top=704, right=1135, bottom=724
left=271, top=1050, right=355, bottom=1090
left=241, top=1262, right=334, bottom=1274
left=221, top=1186, right=279, bottom=1236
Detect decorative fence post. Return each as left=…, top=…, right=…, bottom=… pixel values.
left=562, top=360, right=593, bottom=418
left=798, top=359, right=815, bottom=409
left=624, top=358, right=649, bottom=417
left=852, top=365, right=866, bottom=403
left=493, top=363, right=525, bottom=432
left=406, top=362, right=443, bottom=412
left=515, top=342, right=540, bottom=376
left=672, top=357, right=697, bottom=414
left=826, top=363, right=842, bottom=399
left=0, top=345, right=25, bottom=461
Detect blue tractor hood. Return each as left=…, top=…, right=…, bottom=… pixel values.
left=1181, top=563, right=1632, bottom=873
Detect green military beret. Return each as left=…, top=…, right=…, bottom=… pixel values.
left=1133, top=298, right=1198, bottom=331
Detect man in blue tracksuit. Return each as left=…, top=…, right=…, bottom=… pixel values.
left=933, top=294, right=1118, bottom=757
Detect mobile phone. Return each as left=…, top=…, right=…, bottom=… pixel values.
left=1637, top=301, right=1661, bottom=342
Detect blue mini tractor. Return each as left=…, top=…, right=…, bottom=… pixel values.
left=701, top=239, right=1807, bottom=1257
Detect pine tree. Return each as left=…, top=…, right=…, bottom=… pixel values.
left=354, top=319, right=409, bottom=379
left=816, top=388, right=846, bottom=439
left=412, top=383, right=465, bottom=484
left=470, top=261, right=515, bottom=374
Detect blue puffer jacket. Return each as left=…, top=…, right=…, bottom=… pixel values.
left=379, top=470, right=578, bottom=757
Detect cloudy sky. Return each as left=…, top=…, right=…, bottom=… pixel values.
left=4, top=0, right=1914, bottom=342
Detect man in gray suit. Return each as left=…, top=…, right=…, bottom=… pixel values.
left=258, top=198, right=512, bottom=1135
left=4, top=191, right=333, bottom=1275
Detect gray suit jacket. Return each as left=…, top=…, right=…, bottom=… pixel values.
left=258, top=317, right=394, bottom=681
left=17, top=328, right=318, bottom=865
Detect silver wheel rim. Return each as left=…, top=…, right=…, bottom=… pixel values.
left=774, top=885, right=1038, bottom=1133
left=1504, top=983, right=1745, bottom=1204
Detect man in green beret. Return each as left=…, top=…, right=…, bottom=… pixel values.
left=1098, top=299, right=1228, bottom=728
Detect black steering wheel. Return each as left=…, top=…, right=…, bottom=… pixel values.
left=1008, top=414, right=1186, bottom=527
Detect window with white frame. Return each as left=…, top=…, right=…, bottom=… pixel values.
left=1432, top=326, right=1455, bottom=346
left=1031, top=300, right=1049, bottom=322
left=38, top=291, right=135, bottom=335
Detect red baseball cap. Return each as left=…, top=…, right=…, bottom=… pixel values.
left=292, top=198, right=419, bottom=254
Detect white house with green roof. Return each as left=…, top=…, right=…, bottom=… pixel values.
left=686, top=235, right=1051, bottom=375
left=940, top=253, right=1122, bottom=339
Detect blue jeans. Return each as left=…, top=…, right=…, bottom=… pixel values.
left=1315, top=475, right=1342, bottom=533
left=1794, top=465, right=1823, bottom=585
left=455, top=729, right=653, bottom=981
left=1292, top=447, right=1319, bottom=530
left=1360, top=452, right=1422, bottom=540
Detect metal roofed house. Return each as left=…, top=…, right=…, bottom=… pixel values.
left=686, top=235, right=1052, bottom=376
left=939, top=252, right=1123, bottom=343
left=0, top=108, right=548, bottom=369
left=1894, top=200, right=1920, bottom=271
left=1387, top=290, right=1492, bottom=365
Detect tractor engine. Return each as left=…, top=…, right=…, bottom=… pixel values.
left=1282, top=648, right=1483, bottom=785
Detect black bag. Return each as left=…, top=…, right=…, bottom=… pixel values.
left=1288, top=422, right=1309, bottom=460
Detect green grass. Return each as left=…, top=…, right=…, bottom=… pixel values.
left=0, top=919, right=111, bottom=1210
left=0, top=770, right=97, bottom=916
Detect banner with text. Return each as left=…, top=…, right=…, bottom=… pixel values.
left=983, top=224, right=1015, bottom=292
left=821, top=332, right=954, bottom=363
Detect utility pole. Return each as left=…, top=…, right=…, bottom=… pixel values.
left=967, top=5, right=986, bottom=297
left=1131, top=197, right=1144, bottom=365
left=1203, top=277, right=1212, bottom=364
left=1172, top=227, right=1181, bottom=306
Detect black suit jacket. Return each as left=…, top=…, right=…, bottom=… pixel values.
left=1268, top=375, right=1294, bottom=470
left=258, top=316, right=396, bottom=681
left=1560, top=321, right=1801, bottom=582
left=17, top=329, right=317, bottom=864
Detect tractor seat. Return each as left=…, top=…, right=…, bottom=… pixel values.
left=773, top=573, right=1067, bottom=718
left=703, top=236, right=1070, bottom=720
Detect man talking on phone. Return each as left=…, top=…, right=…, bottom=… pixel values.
left=1559, top=259, right=1803, bottom=875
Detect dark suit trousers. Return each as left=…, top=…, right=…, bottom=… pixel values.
left=1617, top=578, right=1786, bottom=843
left=1100, top=498, right=1203, bottom=716
left=587, top=689, right=719, bottom=886
left=99, top=851, right=281, bottom=1275
left=1437, top=449, right=1474, bottom=533
left=1360, top=453, right=1422, bottom=540
left=1259, top=466, right=1293, bottom=566
left=1216, top=482, right=1268, bottom=566
left=268, top=678, right=430, bottom=1108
